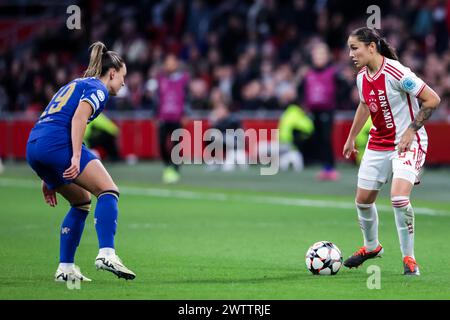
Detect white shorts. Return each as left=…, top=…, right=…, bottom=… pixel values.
left=357, top=142, right=426, bottom=190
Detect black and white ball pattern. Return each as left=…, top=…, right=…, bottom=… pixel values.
left=305, top=241, right=343, bottom=275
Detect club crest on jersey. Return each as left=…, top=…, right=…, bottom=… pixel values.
left=402, top=77, right=416, bottom=91
left=97, top=90, right=105, bottom=102
left=369, top=102, right=378, bottom=112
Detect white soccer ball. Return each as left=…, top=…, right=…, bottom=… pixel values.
left=305, top=241, right=343, bottom=275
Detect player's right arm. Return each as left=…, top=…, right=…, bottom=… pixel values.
left=343, top=101, right=370, bottom=159
left=62, top=101, right=93, bottom=180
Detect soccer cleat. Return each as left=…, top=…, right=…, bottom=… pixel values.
left=403, top=256, right=420, bottom=276
left=162, top=167, right=180, bottom=184
left=95, top=254, right=136, bottom=280
left=55, top=265, right=92, bottom=282
left=343, top=244, right=384, bottom=268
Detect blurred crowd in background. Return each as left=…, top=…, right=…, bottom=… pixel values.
left=1, top=0, right=450, bottom=118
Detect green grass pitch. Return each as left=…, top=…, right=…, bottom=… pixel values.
left=1, top=162, right=450, bottom=299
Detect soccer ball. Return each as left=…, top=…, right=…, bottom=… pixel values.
left=305, top=241, right=343, bottom=275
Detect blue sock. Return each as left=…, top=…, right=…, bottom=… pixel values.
left=60, top=207, right=89, bottom=263
left=94, top=192, right=119, bottom=249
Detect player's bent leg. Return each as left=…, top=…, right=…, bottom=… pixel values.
left=344, top=185, right=383, bottom=269
left=391, top=176, right=419, bottom=275
left=73, top=159, right=135, bottom=280
left=54, top=184, right=92, bottom=282
left=74, top=159, right=118, bottom=197
left=57, top=183, right=92, bottom=204
left=74, top=160, right=119, bottom=250
left=93, top=190, right=135, bottom=280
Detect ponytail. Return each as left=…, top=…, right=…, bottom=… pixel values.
left=84, top=41, right=107, bottom=77
left=377, top=38, right=398, bottom=60
left=350, top=27, right=398, bottom=61
left=84, top=41, right=124, bottom=78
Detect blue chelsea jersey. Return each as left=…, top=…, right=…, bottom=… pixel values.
left=29, top=77, right=109, bottom=141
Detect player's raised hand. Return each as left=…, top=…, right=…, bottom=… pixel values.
left=63, top=156, right=80, bottom=180
left=398, top=127, right=415, bottom=154
left=343, top=138, right=358, bottom=159
left=41, top=180, right=57, bottom=207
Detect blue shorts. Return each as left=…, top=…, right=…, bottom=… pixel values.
left=26, top=136, right=98, bottom=190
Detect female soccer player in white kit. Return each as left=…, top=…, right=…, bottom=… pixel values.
left=343, top=27, right=441, bottom=275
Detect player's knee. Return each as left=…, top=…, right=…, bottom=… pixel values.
left=355, top=201, right=374, bottom=209
left=72, top=200, right=92, bottom=212
left=391, top=196, right=410, bottom=208
left=92, top=182, right=119, bottom=198
left=355, top=193, right=376, bottom=205
left=97, top=189, right=120, bottom=201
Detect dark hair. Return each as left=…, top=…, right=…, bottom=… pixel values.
left=84, top=41, right=124, bottom=78
left=350, top=27, right=398, bottom=60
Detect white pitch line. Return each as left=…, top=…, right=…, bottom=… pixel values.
left=1, top=178, right=449, bottom=216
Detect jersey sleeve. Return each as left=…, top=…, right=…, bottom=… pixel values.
left=79, top=82, right=108, bottom=114
left=356, top=73, right=366, bottom=104
left=391, top=64, right=427, bottom=98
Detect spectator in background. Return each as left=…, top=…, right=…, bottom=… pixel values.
left=208, top=88, right=244, bottom=171
left=112, top=19, right=148, bottom=68
left=1, top=0, right=450, bottom=118
left=189, top=77, right=209, bottom=110
left=154, top=53, right=190, bottom=184
left=278, top=85, right=314, bottom=171
left=300, top=42, right=340, bottom=181
left=84, top=113, right=120, bottom=162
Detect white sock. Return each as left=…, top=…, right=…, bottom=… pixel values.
left=392, top=196, right=415, bottom=258
left=356, top=202, right=379, bottom=251
left=59, top=263, right=74, bottom=272
left=99, top=247, right=116, bottom=256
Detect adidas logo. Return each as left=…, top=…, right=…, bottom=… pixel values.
left=403, top=160, right=412, bottom=166
left=370, top=90, right=375, bottom=95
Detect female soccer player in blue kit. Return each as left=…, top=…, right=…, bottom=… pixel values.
left=26, top=42, right=135, bottom=282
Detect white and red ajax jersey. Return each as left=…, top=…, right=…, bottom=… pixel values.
left=356, top=57, right=428, bottom=152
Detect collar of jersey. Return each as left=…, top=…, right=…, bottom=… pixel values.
left=92, top=77, right=108, bottom=91
left=365, top=56, right=386, bottom=82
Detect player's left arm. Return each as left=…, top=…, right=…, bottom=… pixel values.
left=409, top=86, right=441, bottom=131
left=397, top=74, right=441, bottom=153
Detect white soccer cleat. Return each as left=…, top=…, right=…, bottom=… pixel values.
left=95, top=253, right=136, bottom=280
left=55, top=265, right=92, bottom=282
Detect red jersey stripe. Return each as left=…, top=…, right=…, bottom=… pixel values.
left=415, top=83, right=426, bottom=97
left=384, top=69, right=402, bottom=81
left=365, top=73, right=397, bottom=151
left=385, top=65, right=403, bottom=79
left=386, top=63, right=404, bottom=76
left=385, top=65, right=403, bottom=77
